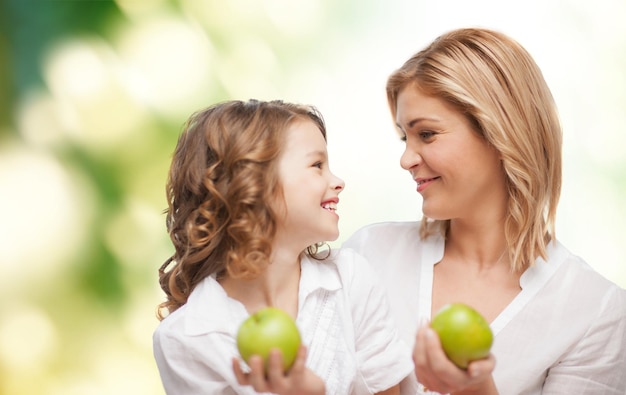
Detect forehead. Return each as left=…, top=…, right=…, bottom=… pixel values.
left=397, top=85, right=449, bottom=116
left=283, top=119, right=326, bottom=149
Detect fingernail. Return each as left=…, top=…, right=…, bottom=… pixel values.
left=471, top=368, right=481, bottom=377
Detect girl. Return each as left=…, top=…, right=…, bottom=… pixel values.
left=153, top=99, right=413, bottom=394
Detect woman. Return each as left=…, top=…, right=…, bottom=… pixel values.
left=343, top=28, right=626, bottom=394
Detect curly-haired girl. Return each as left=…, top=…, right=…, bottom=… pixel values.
left=153, top=99, right=412, bottom=395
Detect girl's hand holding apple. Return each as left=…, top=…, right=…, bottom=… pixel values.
left=233, top=307, right=325, bottom=395
left=232, top=345, right=325, bottom=395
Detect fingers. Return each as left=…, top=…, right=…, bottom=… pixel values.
left=234, top=346, right=317, bottom=394
left=247, top=355, right=270, bottom=392
left=414, top=324, right=491, bottom=394
left=423, top=327, right=451, bottom=373
left=420, top=326, right=451, bottom=391
left=466, top=353, right=496, bottom=381
left=413, top=324, right=440, bottom=380
left=289, top=345, right=308, bottom=375
left=266, top=349, right=286, bottom=385
left=232, top=357, right=249, bottom=385
left=248, top=349, right=289, bottom=393
left=266, top=346, right=309, bottom=392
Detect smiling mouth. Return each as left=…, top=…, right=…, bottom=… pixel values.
left=322, top=202, right=337, bottom=211
left=417, top=177, right=440, bottom=186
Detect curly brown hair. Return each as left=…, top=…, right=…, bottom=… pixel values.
left=157, top=99, right=327, bottom=319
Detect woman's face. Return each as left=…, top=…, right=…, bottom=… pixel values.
left=395, top=84, right=507, bottom=223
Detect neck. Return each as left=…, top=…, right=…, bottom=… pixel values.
left=219, top=247, right=302, bottom=317
left=446, top=219, right=508, bottom=269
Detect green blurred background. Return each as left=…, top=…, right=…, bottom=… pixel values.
left=1, top=0, right=624, bottom=394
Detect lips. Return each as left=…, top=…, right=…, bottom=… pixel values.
left=416, top=177, right=439, bottom=186
left=321, top=198, right=339, bottom=211
left=415, top=176, right=440, bottom=192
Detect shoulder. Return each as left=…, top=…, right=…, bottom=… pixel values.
left=556, top=242, right=623, bottom=291
left=153, top=304, right=189, bottom=350
left=341, top=220, right=443, bottom=273
left=494, top=247, right=626, bottom=392
left=548, top=241, right=626, bottom=319
left=568, top=258, right=626, bottom=305
left=325, top=248, right=374, bottom=280
left=342, top=221, right=423, bottom=253
left=310, top=248, right=382, bottom=298
left=154, top=276, right=240, bottom=341
left=345, top=221, right=422, bottom=242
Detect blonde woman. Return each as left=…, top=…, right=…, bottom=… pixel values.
left=344, top=28, right=626, bottom=394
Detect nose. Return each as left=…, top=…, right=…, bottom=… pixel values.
left=400, top=145, right=421, bottom=171
left=331, top=173, right=345, bottom=192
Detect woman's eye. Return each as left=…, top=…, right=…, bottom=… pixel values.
left=313, top=161, right=323, bottom=169
left=401, top=129, right=436, bottom=143
left=419, top=130, right=436, bottom=140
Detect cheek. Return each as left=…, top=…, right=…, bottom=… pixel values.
left=436, top=139, right=484, bottom=172
left=422, top=146, right=455, bottom=173
left=267, top=187, right=287, bottom=219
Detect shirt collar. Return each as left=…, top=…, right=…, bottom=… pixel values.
left=183, top=274, right=244, bottom=336
left=427, top=232, right=446, bottom=266
left=519, top=239, right=566, bottom=289
left=429, top=233, right=566, bottom=287
left=183, top=253, right=343, bottom=336
left=298, top=252, right=342, bottom=297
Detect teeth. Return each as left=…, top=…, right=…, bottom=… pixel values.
left=322, top=202, right=337, bottom=211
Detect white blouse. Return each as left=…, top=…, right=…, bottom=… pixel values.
left=153, top=248, right=413, bottom=395
left=343, top=221, right=626, bottom=395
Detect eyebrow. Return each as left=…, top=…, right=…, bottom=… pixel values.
left=307, top=150, right=327, bottom=158
left=396, top=116, right=441, bottom=132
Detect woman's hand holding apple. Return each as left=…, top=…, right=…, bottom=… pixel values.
left=232, top=345, right=325, bottom=395
left=412, top=324, right=498, bottom=394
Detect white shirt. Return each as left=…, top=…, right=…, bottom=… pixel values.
left=343, top=221, right=626, bottom=395
left=153, top=248, right=413, bottom=395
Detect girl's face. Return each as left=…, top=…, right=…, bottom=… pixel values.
left=395, top=84, right=507, bottom=223
left=273, top=119, right=345, bottom=250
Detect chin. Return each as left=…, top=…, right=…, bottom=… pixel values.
left=324, top=229, right=340, bottom=242
left=422, top=204, right=447, bottom=221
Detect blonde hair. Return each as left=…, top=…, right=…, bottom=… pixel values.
left=386, top=28, right=562, bottom=272
left=157, top=99, right=327, bottom=319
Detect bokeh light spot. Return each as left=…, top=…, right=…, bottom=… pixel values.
left=0, top=145, right=93, bottom=289
left=0, top=305, right=58, bottom=372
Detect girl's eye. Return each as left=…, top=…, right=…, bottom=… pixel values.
left=313, top=161, right=323, bottom=169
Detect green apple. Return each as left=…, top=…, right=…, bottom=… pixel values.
left=430, top=303, right=493, bottom=369
left=236, top=307, right=301, bottom=372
